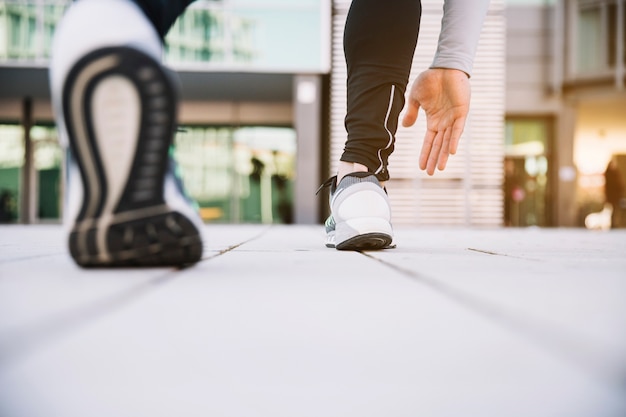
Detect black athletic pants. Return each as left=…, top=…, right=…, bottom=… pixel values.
left=342, top=0, right=421, bottom=181
left=132, top=0, right=422, bottom=182
left=131, top=0, right=195, bottom=39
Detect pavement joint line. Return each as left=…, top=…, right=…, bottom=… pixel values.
left=0, top=270, right=186, bottom=372
left=358, top=250, right=625, bottom=386
left=0, top=252, right=66, bottom=266
left=0, top=227, right=273, bottom=369
left=466, top=247, right=544, bottom=262
left=220, top=249, right=313, bottom=252
left=0, top=227, right=299, bottom=374
left=199, top=226, right=271, bottom=261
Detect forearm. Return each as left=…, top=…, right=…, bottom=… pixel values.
left=431, top=0, right=490, bottom=77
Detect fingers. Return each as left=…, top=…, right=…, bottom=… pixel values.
left=420, top=125, right=455, bottom=175
left=419, top=115, right=468, bottom=175
left=437, top=127, right=452, bottom=171
left=420, top=129, right=447, bottom=175
left=448, top=116, right=466, bottom=155
left=419, top=128, right=436, bottom=171
left=425, top=128, right=453, bottom=175
left=426, top=129, right=445, bottom=175
left=402, top=99, right=420, bottom=127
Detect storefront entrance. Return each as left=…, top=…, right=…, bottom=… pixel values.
left=504, top=118, right=554, bottom=227
left=174, top=125, right=297, bottom=224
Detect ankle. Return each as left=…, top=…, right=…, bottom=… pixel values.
left=337, top=161, right=368, bottom=183
left=336, top=162, right=387, bottom=188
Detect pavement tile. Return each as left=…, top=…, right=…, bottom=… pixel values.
left=0, top=225, right=624, bottom=417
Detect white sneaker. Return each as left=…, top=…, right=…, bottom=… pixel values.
left=319, top=172, right=393, bottom=250
left=61, top=46, right=203, bottom=266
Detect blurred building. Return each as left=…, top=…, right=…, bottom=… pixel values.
left=506, top=0, right=626, bottom=227
left=1, top=0, right=622, bottom=227
left=0, top=0, right=330, bottom=225
left=331, top=0, right=506, bottom=227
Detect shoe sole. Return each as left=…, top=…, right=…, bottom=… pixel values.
left=62, top=46, right=202, bottom=267
left=335, top=232, right=393, bottom=250
left=325, top=228, right=393, bottom=250
left=333, top=216, right=393, bottom=251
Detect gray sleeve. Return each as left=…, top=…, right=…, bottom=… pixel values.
left=430, top=0, right=491, bottom=78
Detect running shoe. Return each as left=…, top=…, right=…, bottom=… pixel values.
left=318, top=172, right=393, bottom=250
left=61, top=46, right=203, bottom=267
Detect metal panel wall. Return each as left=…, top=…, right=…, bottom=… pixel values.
left=505, top=5, right=561, bottom=114
left=330, top=0, right=505, bottom=226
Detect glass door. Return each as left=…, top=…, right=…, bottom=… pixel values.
left=504, top=118, right=554, bottom=227
left=174, top=125, right=296, bottom=224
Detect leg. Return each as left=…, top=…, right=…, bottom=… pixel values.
left=132, top=0, right=196, bottom=39
left=340, top=0, right=421, bottom=182
left=50, top=0, right=203, bottom=266
left=322, top=0, right=421, bottom=250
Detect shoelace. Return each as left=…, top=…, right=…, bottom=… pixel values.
left=315, top=175, right=337, bottom=195
left=315, top=172, right=389, bottom=196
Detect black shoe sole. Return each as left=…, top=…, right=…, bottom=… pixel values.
left=335, top=233, right=393, bottom=251
left=62, top=46, right=202, bottom=267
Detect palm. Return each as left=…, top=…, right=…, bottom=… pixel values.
left=402, top=69, right=470, bottom=175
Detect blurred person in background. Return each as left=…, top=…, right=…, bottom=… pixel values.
left=0, top=190, right=16, bottom=223
left=604, top=156, right=625, bottom=228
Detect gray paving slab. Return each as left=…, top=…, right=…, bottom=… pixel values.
left=0, top=225, right=625, bottom=417
left=0, top=225, right=265, bottom=362
left=371, top=228, right=626, bottom=381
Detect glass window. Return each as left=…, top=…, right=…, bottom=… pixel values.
left=608, top=2, right=617, bottom=67
left=9, top=13, right=22, bottom=54
left=27, top=17, right=37, bottom=55
left=0, top=0, right=328, bottom=69
left=174, top=126, right=296, bottom=224
left=505, top=119, right=547, bottom=157
left=0, top=124, right=62, bottom=222
left=32, top=126, right=62, bottom=170
left=164, top=0, right=329, bottom=72
left=504, top=119, right=553, bottom=227
left=576, top=0, right=624, bottom=73
left=33, top=126, right=62, bottom=219
left=0, top=125, right=25, bottom=168
left=577, top=6, right=603, bottom=73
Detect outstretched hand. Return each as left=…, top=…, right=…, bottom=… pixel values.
left=402, top=68, right=471, bottom=175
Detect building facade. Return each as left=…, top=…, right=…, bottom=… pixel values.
left=506, top=0, right=626, bottom=228
left=3, top=0, right=620, bottom=228
left=0, top=0, right=331, bottom=225
left=330, top=0, right=506, bottom=226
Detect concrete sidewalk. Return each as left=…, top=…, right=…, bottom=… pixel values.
left=0, top=225, right=625, bottom=417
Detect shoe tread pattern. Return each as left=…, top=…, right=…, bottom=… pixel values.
left=62, top=46, right=202, bottom=267
left=335, top=232, right=392, bottom=251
